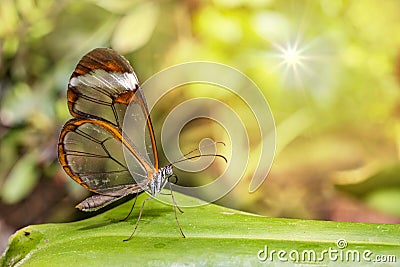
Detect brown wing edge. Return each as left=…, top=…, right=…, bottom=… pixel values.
left=58, top=118, right=156, bottom=193
left=66, top=85, right=136, bottom=123
left=63, top=47, right=159, bottom=177
left=71, top=48, right=134, bottom=77
left=58, top=118, right=91, bottom=191
left=67, top=48, right=138, bottom=122
left=132, top=90, right=159, bottom=171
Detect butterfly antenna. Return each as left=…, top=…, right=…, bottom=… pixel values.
left=171, top=153, right=227, bottom=165
left=170, top=141, right=226, bottom=165
left=175, top=141, right=225, bottom=161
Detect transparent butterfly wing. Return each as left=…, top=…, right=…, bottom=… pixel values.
left=58, top=118, right=150, bottom=195
left=67, top=48, right=157, bottom=166
left=123, top=87, right=159, bottom=174
left=58, top=48, right=158, bottom=195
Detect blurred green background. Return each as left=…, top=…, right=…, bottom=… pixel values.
left=1, top=0, right=400, bottom=252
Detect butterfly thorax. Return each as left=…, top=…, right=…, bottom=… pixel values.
left=148, top=165, right=173, bottom=196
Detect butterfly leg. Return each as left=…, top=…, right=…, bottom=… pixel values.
left=167, top=174, right=184, bottom=214
left=123, top=196, right=152, bottom=241
left=120, top=193, right=139, bottom=222
left=169, top=183, right=186, bottom=238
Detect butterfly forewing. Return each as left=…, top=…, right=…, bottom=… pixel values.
left=68, top=48, right=137, bottom=128
left=59, top=48, right=159, bottom=198
left=123, top=88, right=158, bottom=172
left=67, top=48, right=157, bottom=169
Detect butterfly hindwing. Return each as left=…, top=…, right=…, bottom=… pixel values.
left=58, top=118, right=149, bottom=193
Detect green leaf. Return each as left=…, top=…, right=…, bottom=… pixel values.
left=1, top=192, right=399, bottom=266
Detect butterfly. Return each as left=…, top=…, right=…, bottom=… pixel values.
left=58, top=48, right=226, bottom=240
